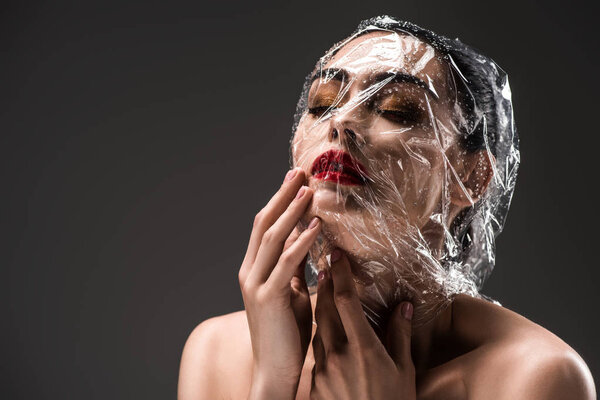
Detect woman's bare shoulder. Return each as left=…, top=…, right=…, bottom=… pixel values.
left=178, top=310, right=253, bottom=400
left=452, top=295, right=596, bottom=399
left=186, top=310, right=251, bottom=355
left=188, top=310, right=250, bottom=340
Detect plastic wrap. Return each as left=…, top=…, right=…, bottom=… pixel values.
left=290, top=16, right=520, bottom=330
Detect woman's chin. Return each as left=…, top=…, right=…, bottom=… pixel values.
left=308, top=180, right=369, bottom=215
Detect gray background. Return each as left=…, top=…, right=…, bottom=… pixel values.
left=3, top=0, right=598, bottom=398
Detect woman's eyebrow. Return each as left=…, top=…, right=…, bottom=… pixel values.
left=310, top=68, right=349, bottom=84
left=310, top=69, right=439, bottom=100
left=372, top=71, right=439, bottom=100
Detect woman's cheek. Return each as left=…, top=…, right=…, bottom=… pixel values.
left=384, top=140, right=446, bottom=228
left=303, top=198, right=366, bottom=258
left=292, top=124, right=331, bottom=169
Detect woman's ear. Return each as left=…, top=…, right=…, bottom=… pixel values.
left=450, top=149, right=495, bottom=207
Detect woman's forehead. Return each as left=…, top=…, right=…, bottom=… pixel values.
left=318, top=30, right=449, bottom=88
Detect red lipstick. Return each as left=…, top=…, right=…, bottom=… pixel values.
left=310, top=149, right=368, bottom=186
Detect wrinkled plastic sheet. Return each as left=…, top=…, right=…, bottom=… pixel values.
left=290, top=16, right=520, bottom=329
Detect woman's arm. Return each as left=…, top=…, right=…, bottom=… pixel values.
left=179, top=167, right=320, bottom=400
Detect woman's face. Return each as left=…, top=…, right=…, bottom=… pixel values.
left=292, top=30, right=490, bottom=320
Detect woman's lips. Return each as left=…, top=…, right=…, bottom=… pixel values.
left=310, top=149, right=369, bottom=186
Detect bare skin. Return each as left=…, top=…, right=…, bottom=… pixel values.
left=178, top=293, right=595, bottom=399
left=178, top=172, right=595, bottom=399
left=179, top=31, right=596, bottom=399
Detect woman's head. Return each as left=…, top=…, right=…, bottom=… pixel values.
left=290, top=16, right=519, bottom=327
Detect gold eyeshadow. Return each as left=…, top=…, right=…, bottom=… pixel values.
left=307, top=82, right=427, bottom=123
left=308, top=81, right=344, bottom=108
left=308, top=80, right=342, bottom=106
left=309, top=93, right=339, bottom=108
left=376, top=87, right=426, bottom=112
left=378, top=96, right=421, bottom=112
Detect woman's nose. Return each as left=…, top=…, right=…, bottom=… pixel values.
left=328, top=107, right=366, bottom=145
left=330, top=127, right=357, bottom=142
left=325, top=89, right=372, bottom=146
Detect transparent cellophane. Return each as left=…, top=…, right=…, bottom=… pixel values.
left=289, top=16, right=520, bottom=332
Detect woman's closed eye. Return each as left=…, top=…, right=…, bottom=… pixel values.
left=374, top=90, right=426, bottom=124
left=307, top=88, right=427, bottom=124
left=308, top=105, right=335, bottom=117
left=307, top=92, right=342, bottom=117
left=308, top=103, right=424, bottom=124
left=374, top=105, right=422, bottom=124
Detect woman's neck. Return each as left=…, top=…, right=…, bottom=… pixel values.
left=308, top=292, right=456, bottom=373
left=410, top=300, right=455, bottom=372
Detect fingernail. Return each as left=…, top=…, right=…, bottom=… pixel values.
left=284, top=169, right=298, bottom=182
left=295, top=186, right=306, bottom=199
left=330, top=248, right=341, bottom=263
left=308, top=217, right=320, bottom=229
left=318, top=269, right=328, bottom=281
left=401, top=302, right=413, bottom=321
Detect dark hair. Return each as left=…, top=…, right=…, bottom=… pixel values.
left=324, top=16, right=513, bottom=158
left=293, top=16, right=519, bottom=290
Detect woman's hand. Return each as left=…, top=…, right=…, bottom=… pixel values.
left=310, top=249, right=416, bottom=400
left=238, top=168, right=321, bottom=400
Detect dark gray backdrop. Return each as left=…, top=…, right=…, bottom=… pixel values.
left=3, top=0, right=599, bottom=398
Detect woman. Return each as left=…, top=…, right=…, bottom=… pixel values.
left=178, top=16, right=595, bottom=400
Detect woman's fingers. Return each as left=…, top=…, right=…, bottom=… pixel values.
left=290, top=255, right=309, bottom=296
left=328, top=248, right=379, bottom=346
left=385, top=301, right=414, bottom=372
left=267, top=217, right=321, bottom=290
left=283, top=227, right=301, bottom=253
left=290, top=253, right=313, bottom=354
left=239, top=167, right=304, bottom=286
left=284, top=228, right=305, bottom=293
left=312, top=328, right=326, bottom=373
left=249, top=185, right=314, bottom=285
left=314, top=267, right=347, bottom=353
left=243, top=167, right=304, bottom=263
